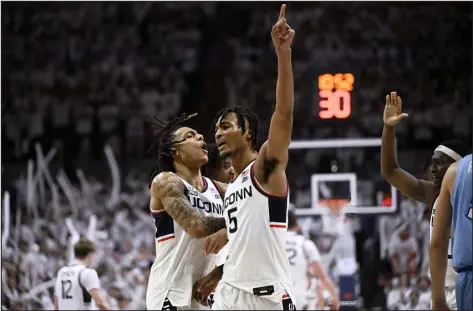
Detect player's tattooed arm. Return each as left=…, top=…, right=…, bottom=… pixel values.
left=151, top=173, right=226, bottom=238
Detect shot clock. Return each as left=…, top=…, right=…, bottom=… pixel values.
left=318, top=73, right=354, bottom=119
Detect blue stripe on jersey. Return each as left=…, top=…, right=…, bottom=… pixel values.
left=152, top=211, right=175, bottom=239
left=451, top=154, right=472, bottom=271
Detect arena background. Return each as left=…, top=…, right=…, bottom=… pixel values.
left=1, top=2, right=472, bottom=310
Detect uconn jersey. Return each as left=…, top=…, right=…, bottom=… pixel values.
left=220, top=160, right=295, bottom=305
left=430, top=196, right=457, bottom=288
left=286, top=231, right=321, bottom=309
left=146, top=174, right=224, bottom=310
left=54, top=263, right=100, bottom=310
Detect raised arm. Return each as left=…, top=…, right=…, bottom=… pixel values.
left=381, top=91, right=437, bottom=203
left=264, top=4, right=295, bottom=166
left=430, top=163, right=456, bottom=310
left=151, top=173, right=226, bottom=238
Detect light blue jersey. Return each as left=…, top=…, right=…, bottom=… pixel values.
left=451, top=154, right=472, bottom=271
left=451, top=154, right=472, bottom=311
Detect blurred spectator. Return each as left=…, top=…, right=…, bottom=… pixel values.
left=388, top=224, right=419, bottom=276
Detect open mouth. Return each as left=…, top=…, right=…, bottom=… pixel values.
left=217, top=141, right=226, bottom=148
left=201, top=143, right=208, bottom=154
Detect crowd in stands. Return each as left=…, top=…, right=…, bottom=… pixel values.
left=2, top=145, right=153, bottom=310
left=374, top=200, right=433, bottom=310
left=2, top=2, right=469, bottom=310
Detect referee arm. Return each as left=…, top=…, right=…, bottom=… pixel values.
left=430, top=162, right=457, bottom=309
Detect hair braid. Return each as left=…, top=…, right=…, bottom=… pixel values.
left=146, top=113, right=197, bottom=186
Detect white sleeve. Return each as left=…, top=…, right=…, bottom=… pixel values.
left=303, top=239, right=321, bottom=263
left=80, top=269, right=101, bottom=292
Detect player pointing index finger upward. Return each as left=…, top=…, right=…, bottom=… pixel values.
left=208, top=4, right=297, bottom=310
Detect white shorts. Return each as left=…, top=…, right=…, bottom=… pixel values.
left=212, top=281, right=295, bottom=310
left=294, top=294, right=307, bottom=310
left=446, top=287, right=457, bottom=310
left=148, top=296, right=210, bottom=310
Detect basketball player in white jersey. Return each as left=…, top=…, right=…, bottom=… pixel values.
left=381, top=91, right=470, bottom=309
left=286, top=210, right=339, bottom=310
left=145, top=113, right=228, bottom=310
left=192, top=144, right=235, bottom=307
left=199, top=4, right=296, bottom=310
left=54, top=238, right=110, bottom=310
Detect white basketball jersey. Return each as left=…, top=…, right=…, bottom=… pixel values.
left=222, top=160, right=295, bottom=304
left=430, top=196, right=457, bottom=287
left=286, top=231, right=321, bottom=309
left=54, top=263, right=98, bottom=310
left=146, top=174, right=224, bottom=309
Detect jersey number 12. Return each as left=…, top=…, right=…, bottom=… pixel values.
left=61, top=280, right=73, bottom=300
left=286, top=247, right=297, bottom=266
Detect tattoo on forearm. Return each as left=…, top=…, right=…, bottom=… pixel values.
left=159, top=174, right=226, bottom=236
left=202, top=217, right=226, bottom=235
left=162, top=194, right=205, bottom=232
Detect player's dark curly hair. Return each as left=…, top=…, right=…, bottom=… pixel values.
left=209, top=106, right=264, bottom=153
left=146, top=113, right=197, bottom=186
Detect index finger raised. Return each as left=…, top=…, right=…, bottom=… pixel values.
left=279, top=4, right=286, bottom=20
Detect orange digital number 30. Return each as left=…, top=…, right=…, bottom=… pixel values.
left=318, top=90, right=352, bottom=119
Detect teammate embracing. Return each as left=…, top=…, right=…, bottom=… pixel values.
left=145, top=113, right=228, bottom=310
left=381, top=91, right=470, bottom=309
left=196, top=4, right=297, bottom=310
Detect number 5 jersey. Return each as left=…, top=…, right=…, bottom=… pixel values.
left=221, top=160, right=295, bottom=305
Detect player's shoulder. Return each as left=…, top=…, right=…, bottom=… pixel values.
left=56, top=265, right=67, bottom=275
left=303, top=237, right=317, bottom=247
left=449, top=161, right=459, bottom=172
left=442, top=163, right=459, bottom=190
left=80, top=267, right=99, bottom=280
left=152, top=171, right=178, bottom=185
left=151, top=172, right=185, bottom=194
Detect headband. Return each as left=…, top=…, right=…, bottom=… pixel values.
left=435, top=145, right=462, bottom=161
